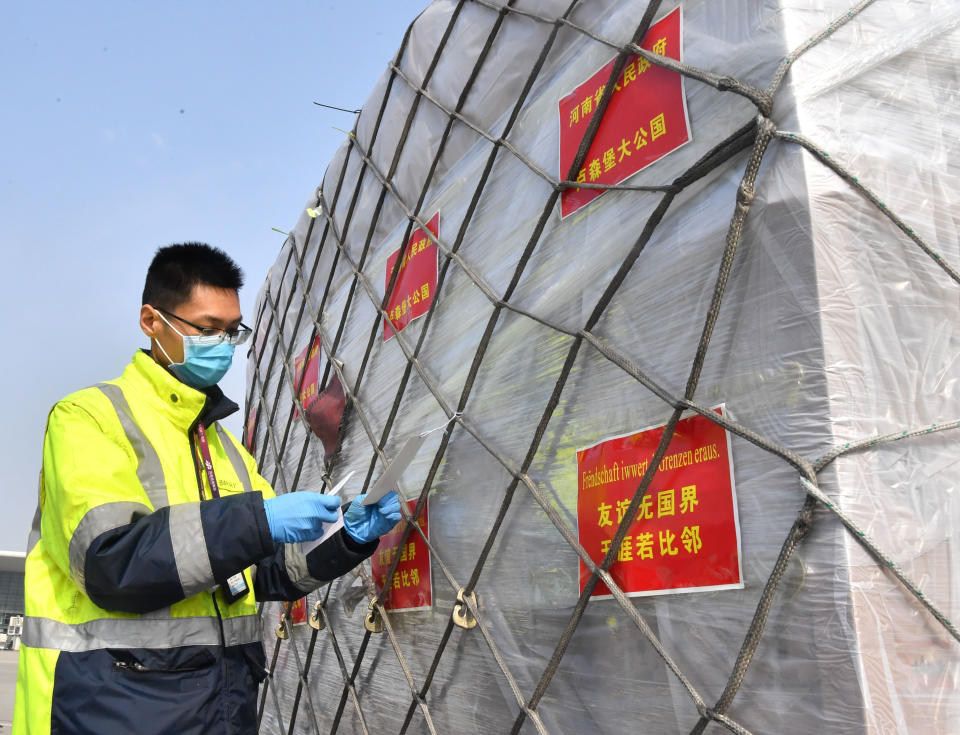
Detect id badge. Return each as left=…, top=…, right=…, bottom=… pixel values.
left=222, top=571, right=249, bottom=604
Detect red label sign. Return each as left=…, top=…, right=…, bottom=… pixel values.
left=244, top=322, right=269, bottom=453
left=383, top=213, right=439, bottom=341
left=280, top=597, right=308, bottom=627
left=291, top=336, right=347, bottom=459
left=558, top=7, right=690, bottom=218
left=371, top=499, right=432, bottom=612
left=577, top=407, right=743, bottom=598
left=243, top=407, right=257, bottom=454
left=293, top=335, right=323, bottom=412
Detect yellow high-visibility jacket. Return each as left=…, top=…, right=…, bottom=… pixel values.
left=14, top=350, right=375, bottom=735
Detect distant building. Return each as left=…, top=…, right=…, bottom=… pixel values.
left=0, top=551, right=25, bottom=650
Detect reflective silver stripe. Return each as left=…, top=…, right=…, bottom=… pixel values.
left=22, top=613, right=262, bottom=652
left=96, top=383, right=168, bottom=510
left=168, top=503, right=215, bottom=597
left=141, top=605, right=172, bottom=620
left=215, top=424, right=254, bottom=494
left=26, top=472, right=43, bottom=556
left=26, top=503, right=42, bottom=556
left=222, top=614, right=264, bottom=648
left=68, top=501, right=152, bottom=592
left=284, top=542, right=325, bottom=593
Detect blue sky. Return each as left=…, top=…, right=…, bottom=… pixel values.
left=0, top=1, right=428, bottom=550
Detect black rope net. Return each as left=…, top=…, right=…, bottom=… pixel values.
left=243, top=1, right=960, bottom=733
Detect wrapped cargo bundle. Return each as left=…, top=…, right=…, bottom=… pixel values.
left=245, top=1, right=960, bottom=733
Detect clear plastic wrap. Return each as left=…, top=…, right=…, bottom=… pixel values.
left=246, top=2, right=960, bottom=733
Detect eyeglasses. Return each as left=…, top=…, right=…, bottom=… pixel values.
left=154, top=307, right=253, bottom=346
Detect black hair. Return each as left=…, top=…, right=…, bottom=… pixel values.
left=142, top=242, right=244, bottom=309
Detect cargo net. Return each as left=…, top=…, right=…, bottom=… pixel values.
left=244, top=1, right=959, bottom=733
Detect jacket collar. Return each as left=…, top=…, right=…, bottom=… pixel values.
left=123, top=350, right=239, bottom=432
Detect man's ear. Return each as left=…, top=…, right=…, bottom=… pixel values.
left=140, top=305, right=161, bottom=339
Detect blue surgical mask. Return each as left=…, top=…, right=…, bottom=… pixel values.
left=154, top=312, right=236, bottom=388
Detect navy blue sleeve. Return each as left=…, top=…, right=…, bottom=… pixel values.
left=84, top=492, right=275, bottom=614
left=253, top=528, right=377, bottom=601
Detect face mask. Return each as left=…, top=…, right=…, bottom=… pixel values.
left=154, top=311, right=236, bottom=389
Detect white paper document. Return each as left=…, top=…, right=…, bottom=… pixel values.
left=361, top=414, right=459, bottom=506
left=300, top=470, right=354, bottom=554
left=361, top=434, right=426, bottom=506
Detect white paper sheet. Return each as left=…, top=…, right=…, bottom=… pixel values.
left=300, top=470, right=354, bottom=554
left=361, top=415, right=458, bottom=506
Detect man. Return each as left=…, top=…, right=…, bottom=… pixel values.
left=14, top=243, right=401, bottom=734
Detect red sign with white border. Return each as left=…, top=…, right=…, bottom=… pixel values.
left=558, top=7, right=691, bottom=218
left=371, top=498, right=432, bottom=612
left=383, top=213, right=439, bottom=341
left=577, top=406, right=743, bottom=599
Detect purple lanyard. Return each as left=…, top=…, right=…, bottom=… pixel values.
left=195, top=423, right=220, bottom=499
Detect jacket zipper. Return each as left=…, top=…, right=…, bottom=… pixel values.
left=112, top=659, right=209, bottom=674
left=211, top=591, right=232, bottom=734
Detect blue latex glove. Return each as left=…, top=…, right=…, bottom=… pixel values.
left=263, top=492, right=342, bottom=545
left=343, top=491, right=403, bottom=544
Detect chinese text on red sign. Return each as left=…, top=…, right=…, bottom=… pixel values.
left=558, top=7, right=690, bottom=218
left=371, top=498, right=432, bottom=612
left=384, top=213, right=440, bottom=341
left=577, top=407, right=743, bottom=598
